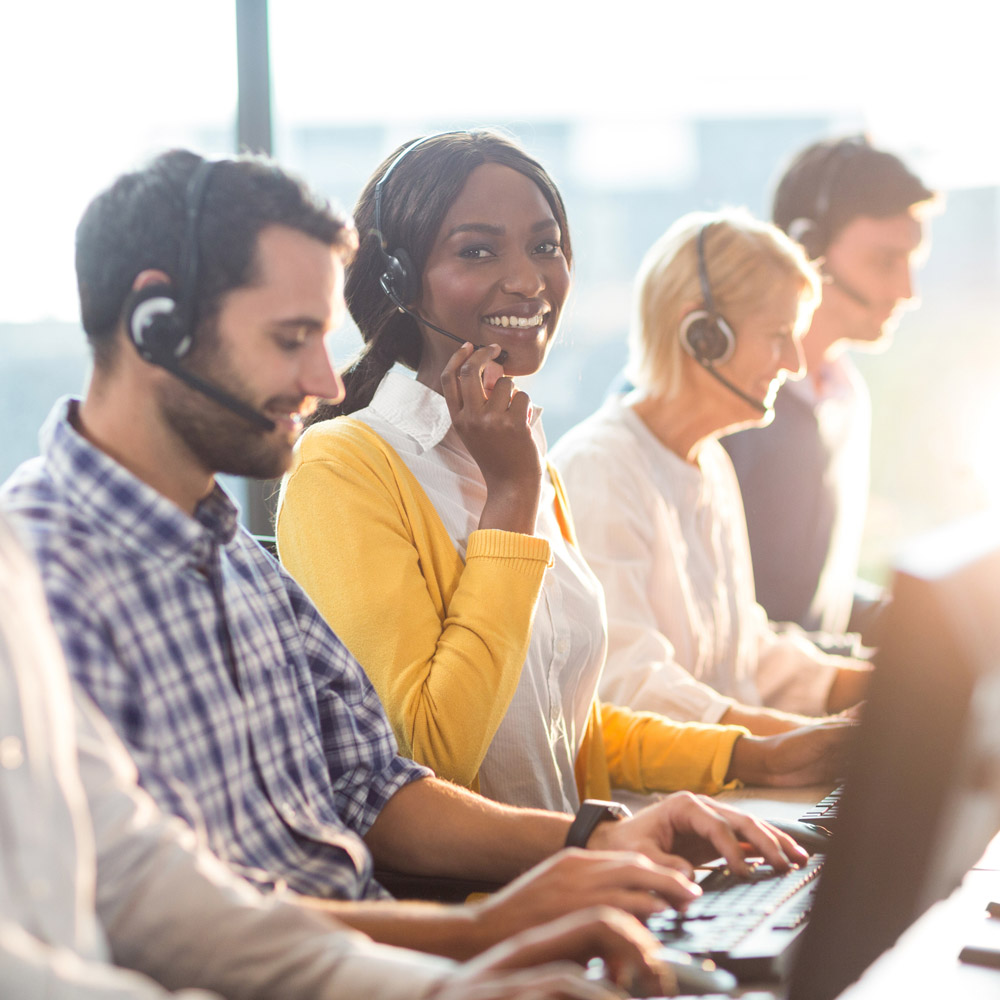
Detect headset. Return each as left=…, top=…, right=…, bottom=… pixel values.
left=372, top=131, right=508, bottom=363
left=785, top=135, right=870, bottom=262
left=123, top=158, right=276, bottom=431
left=679, top=224, right=737, bottom=366
left=679, top=223, right=767, bottom=414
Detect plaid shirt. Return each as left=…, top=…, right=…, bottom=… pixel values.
left=1, top=398, right=430, bottom=900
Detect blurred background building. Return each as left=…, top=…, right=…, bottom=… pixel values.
left=3, top=0, right=999, bottom=584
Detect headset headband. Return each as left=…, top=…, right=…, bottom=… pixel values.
left=373, top=131, right=469, bottom=254
left=810, top=135, right=869, bottom=228
left=176, top=157, right=219, bottom=335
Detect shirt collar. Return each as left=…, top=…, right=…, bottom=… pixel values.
left=40, top=397, right=241, bottom=564
left=369, top=372, right=453, bottom=452
left=786, top=353, right=860, bottom=405
left=369, top=370, right=547, bottom=455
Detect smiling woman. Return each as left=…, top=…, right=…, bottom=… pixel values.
left=275, top=130, right=855, bottom=813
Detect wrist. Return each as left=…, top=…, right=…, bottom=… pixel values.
left=722, top=704, right=811, bottom=736
left=826, top=665, right=870, bottom=713
left=462, top=896, right=508, bottom=957
left=565, top=799, right=632, bottom=849
left=726, top=733, right=768, bottom=785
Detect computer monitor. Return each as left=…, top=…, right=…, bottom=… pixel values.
left=787, top=513, right=1000, bottom=1000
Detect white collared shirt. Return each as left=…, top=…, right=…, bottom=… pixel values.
left=355, top=371, right=608, bottom=812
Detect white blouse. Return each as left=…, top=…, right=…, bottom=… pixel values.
left=551, top=395, right=838, bottom=724
left=355, top=372, right=607, bottom=813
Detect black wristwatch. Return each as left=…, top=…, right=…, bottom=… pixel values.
left=565, top=799, right=633, bottom=848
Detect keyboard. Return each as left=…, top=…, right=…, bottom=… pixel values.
left=797, top=783, right=844, bottom=832
left=647, top=853, right=825, bottom=981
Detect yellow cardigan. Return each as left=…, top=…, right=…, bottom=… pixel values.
left=277, top=416, right=744, bottom=801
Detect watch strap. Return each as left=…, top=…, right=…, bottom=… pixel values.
left=565, top=798, right=632, bottom=848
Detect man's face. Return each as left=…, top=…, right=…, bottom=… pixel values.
left=819, top=209, right=927, bottom=350
left=157, top=224, right=346, bottom=480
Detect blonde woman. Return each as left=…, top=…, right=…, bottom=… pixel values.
left=551, top=210, right=870, bottom=736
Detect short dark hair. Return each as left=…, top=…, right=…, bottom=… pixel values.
left=312, top=129, right=572, bottom=420
left=772, top=135, right=936, bottom=256
left=75, top=149, right=355, bottom=367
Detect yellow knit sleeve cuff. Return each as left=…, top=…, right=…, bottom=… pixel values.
left=467, top=529, right=554, bottom=569
left=601, top=702, right=750, bottom=797
left=709, top=726, right=748, bottom=794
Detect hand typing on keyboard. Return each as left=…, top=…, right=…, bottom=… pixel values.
left=433, top=906, right=677, bottom=999
left=587, top=791, right=809, bottom=880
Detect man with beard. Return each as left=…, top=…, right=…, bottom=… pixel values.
left=1, top=149, right=808, bottom=965
left=722, top=136, right=936, bottom=643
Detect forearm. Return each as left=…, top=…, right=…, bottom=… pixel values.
left=724, top=720, right=852, bottom=788
left=364, top=777, right=571, bottom=884
left=299, top=896, right=500, bottom=961
left=720, top=703, right=814, bottom=735
left=478, top=476, right=542, bottom=534
left=825, top=663, right=871, bottom=713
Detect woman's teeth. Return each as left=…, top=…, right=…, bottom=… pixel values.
left=484, top=314, right=545, bottom=328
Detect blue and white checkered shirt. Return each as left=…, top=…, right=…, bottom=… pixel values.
left=1, top=397, right=431, bottom=900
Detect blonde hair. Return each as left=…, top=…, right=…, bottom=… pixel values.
left=626, top=208, right=821, bottom=400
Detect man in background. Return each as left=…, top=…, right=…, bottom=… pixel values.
left=723, top=135, right=936, bottom=642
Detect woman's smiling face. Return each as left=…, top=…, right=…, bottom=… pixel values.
left=415, top=162, right=571, bottom=380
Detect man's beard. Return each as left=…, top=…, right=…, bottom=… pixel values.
left=156, top=338, right=301, bottom=482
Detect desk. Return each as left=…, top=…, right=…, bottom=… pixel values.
left=835, top=865, right=1000, bottom=999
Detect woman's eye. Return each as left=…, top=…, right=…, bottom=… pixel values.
left=535, top=241, right=562, bottom=255
left=459, top=246, right=495, bottom=260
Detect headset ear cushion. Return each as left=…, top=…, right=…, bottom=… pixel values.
left=384, top=247, right=419, bottom=306
left=786, top=216, right=824, bottom=260
left=124, top=284, right=189, bottom=363
left=680, top=309, right=736, bottom=366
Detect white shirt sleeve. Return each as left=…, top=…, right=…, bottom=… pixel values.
left=753, top=615, right=843, bottom=715
left=0, top=921, right=221, bottom=1000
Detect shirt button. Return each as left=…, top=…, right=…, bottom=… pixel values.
left=0, top=736, right=24, bottom=770
left=556, top=638, right=570, bottom=656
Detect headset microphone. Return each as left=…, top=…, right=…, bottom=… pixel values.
left=701, top=363, right=769, bottom=414
left=378, top=272, right=508, bottom=364
left=154, top=352, right=277, bottom=431
left=825, top=270, right=872, bottom=309
left=125, top=158, right=277, bottom=433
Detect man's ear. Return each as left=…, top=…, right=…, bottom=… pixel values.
left=131, top=269, right=172, bottom=293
